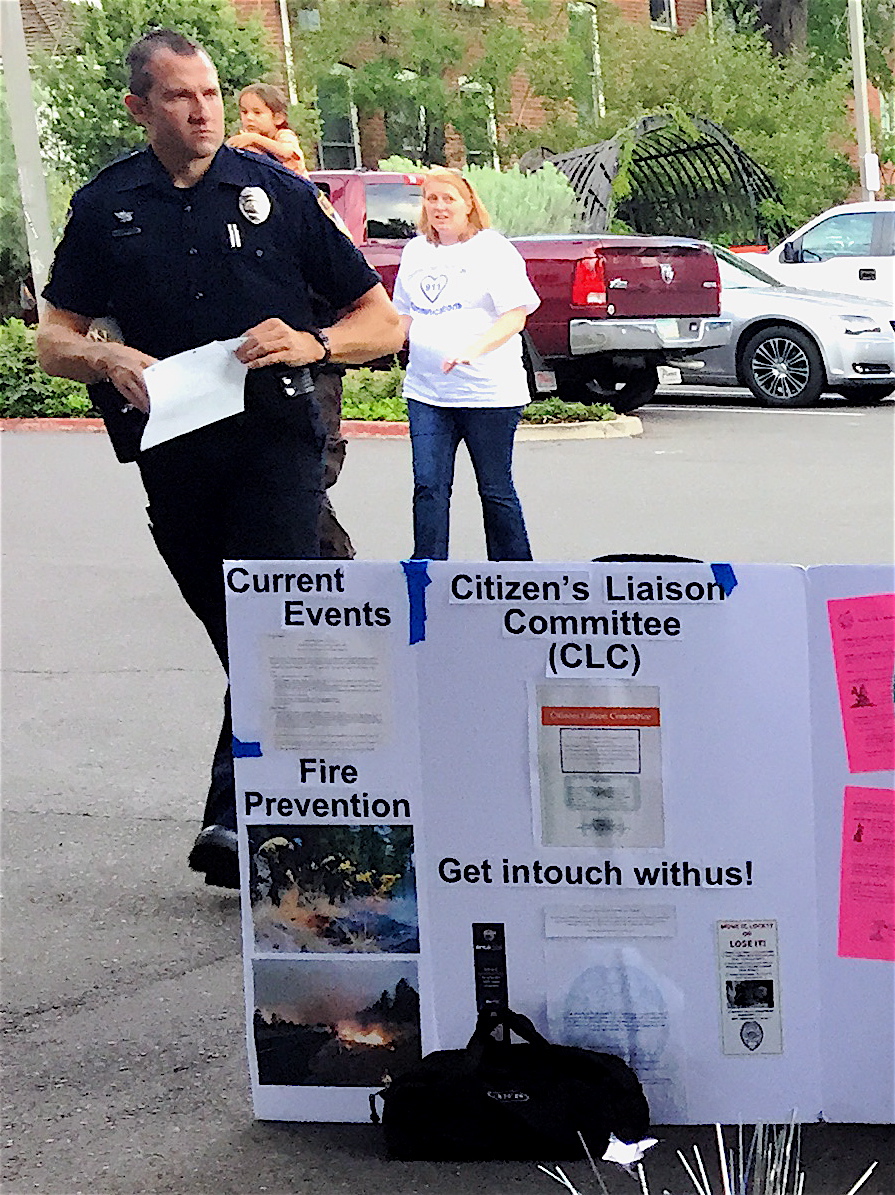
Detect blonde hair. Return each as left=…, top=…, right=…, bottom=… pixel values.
left=418, top=168, right=491, bottom=243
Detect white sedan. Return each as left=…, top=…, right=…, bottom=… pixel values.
left=676, top=248, right=895, bottom=406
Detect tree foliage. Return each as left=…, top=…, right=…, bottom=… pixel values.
left=592, top=18, right=855, bottom=228
left=294, top=1, right=860, bottom=226
left=33, top=0, right=276, bottom=187
left=291, top=0, right=569, bottom=164
left=1, top=80, right=73, bottom=319
left=806, top=0, right=895, bottom=91
left=721, top=0, right=894, bottom=89
left=23, top=0, right=872, bottom=276
left=742, top=0, right=808, bottom=55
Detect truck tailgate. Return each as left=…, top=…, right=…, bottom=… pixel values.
left=590, top=241, right=719, bottom=318
left=517, top=236, right=720, bottom=321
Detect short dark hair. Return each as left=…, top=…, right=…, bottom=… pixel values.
left=126, top=29, right=204, bottom=98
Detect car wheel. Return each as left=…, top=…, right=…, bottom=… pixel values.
left=556, top=362, right=659, bottom=414
left=836, top=384, right=894, bottom=405
left=740, top=325, right=825, bottom=407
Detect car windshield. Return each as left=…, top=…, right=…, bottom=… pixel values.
left=714, top=245, right=782, bottom=290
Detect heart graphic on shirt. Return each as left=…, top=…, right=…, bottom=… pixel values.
left=420, top=274, right=448, bottom=303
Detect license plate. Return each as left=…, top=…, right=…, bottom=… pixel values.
left=656, top=318, right=683, bottom=342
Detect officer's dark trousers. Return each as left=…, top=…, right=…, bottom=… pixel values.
left=315, top=370, right=355, bottom=560
left=137, top=374, right=325, bottom=833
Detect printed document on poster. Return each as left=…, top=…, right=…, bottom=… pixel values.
left=546, top=941, right=687, bottom=1123
left=827, top=593, right=895, bottom=774
left=545, top=904, right=677, bottom=939
left=716, top=920, right=782, bottom=1055
left=533, top=683, right=664, bottom=847
left=838, top=786, right=895, bottom=962
left=263, top=632, right=391, bottom=751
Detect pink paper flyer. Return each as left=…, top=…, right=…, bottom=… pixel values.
left=838, top=786, right=895, bottom=962
left=827, top=593, right=895, bottom=773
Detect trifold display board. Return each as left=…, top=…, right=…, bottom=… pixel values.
left=225, top=561, right=894, bottom=1126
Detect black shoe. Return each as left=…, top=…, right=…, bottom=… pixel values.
left=189, top=825, right=240, bottom=889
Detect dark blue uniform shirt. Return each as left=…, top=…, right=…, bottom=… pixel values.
left=43, top=145, right=380, bottom=458
left=44, top=144, right=379, bottom=358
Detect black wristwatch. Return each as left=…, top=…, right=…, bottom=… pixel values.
left=309, top=329, right=331, bottom=366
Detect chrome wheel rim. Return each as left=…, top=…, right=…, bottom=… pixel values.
left=751, top=338, right=811, bottom=400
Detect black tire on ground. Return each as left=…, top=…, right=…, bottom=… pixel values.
left=740, top=324, right=826, bottom=407
left=836, top=384, right=894, bottom=405
left=521, top=344, right=539, bottom=400
left=555, top=362, right=659, bottom=414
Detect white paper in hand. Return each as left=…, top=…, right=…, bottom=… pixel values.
left=141, top=338, right=247, bottom=451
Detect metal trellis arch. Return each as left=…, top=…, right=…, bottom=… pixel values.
left=524, top=114, right=787, bottom=245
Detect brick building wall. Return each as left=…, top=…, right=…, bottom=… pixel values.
left=673, top=0, right=709, bottom=31
left=230, top=0, right=709, bottom=161
left=232, top=0, right=285, bottom=57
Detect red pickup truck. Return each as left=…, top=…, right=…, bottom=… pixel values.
left=312, top=170, right=731, bottom=412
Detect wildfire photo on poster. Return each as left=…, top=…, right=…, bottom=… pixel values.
left=248, top=824, right=419, bottom=953
left=253, top=959, right=422, bottom=1086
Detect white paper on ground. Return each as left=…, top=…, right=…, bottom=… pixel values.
left=601, top=1134, right=659, bottom=1166
left=141, top=337, right=247, bottom=450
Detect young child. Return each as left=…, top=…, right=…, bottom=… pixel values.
left=227, top=83, right=308, bottom=176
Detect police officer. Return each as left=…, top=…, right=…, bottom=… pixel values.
left=37, top=28, right=403, bottom=888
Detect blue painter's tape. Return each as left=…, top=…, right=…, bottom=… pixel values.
left=232, top=737, right=263, bottom=758
left=401, top=559, right=432, bottom=644
left=711, top=563, right=738, bottom=596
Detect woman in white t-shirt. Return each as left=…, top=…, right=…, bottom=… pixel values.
left=392, top=169, right=540, bottom=560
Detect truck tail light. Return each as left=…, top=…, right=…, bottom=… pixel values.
left=706, top=253, right=722, bottom=313
left=572, top=256, right=607, bottom=307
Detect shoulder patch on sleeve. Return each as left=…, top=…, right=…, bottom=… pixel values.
left=316, top=190, right=354, bottom=242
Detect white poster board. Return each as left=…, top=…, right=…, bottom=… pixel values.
left=225, top=561, right=894, bottom=1125
left=807, top=566, right=895, bottom=1123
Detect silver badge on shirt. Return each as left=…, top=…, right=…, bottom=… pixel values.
left=238, top=187, right=271, bottom=225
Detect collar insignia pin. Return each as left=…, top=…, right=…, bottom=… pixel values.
left=114, top=211, right=134, bottom=222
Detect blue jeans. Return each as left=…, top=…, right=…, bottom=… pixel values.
left=408, top=399, right=532, bottom=561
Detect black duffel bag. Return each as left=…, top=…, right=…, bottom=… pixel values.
left=373, top=1005, right=650, bottom=1162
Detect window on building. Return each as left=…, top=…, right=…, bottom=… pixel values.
left=649, top=0, right=677, bottom=30
left=296, top=8, right=321, bottom=31
left=317, top=66, right=361, bottom=170
left=881, top=91, right=894, bottom=137
left=456, top=77, right=499, bottom=168
left=385, top=71, right=445, bottom=164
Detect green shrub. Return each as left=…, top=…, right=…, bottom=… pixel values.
left=342, top=362, right=614, bottom=423
left=466, top=164, right=581, bottom=236
left=376, top=158, right=581, bottom=236
left=342, top=363, right=408, bottom=420
left=523, top=396, right=615, bottom=423
left=0, top=326, right=616, bottom=424
left=0, top=319, right=93, bottom=417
